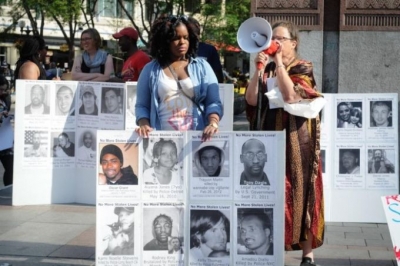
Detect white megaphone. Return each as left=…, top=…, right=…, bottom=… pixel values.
left=237, top=17, right=280, bottom=70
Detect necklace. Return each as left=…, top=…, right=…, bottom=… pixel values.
left=170, top=59, right=187, bottom=71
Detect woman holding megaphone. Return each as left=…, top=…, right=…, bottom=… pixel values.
left=245, top=20, right=324, bottom=266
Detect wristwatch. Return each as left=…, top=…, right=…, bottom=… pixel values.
left=209, top=122, right=219, bottom=129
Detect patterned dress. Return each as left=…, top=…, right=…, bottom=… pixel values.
left=246, top=59, right=325, bottom=251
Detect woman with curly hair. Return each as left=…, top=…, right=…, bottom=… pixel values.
left=72, top=28, right=114, bottom=81
left=14, top=36, right=47, bottom=81
left=142, top=138, right=180, bottom=185
left=246, top=21, right=324, bottom=266
left=135, top=15, right=223, bottom=141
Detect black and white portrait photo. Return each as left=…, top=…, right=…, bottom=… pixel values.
left=190, top=209, right=230, bottom=259
left=126, top=85, right=136, bottom=117
left=24, top=130, right=48, bottom=157
left=320, top=149, right=326, bottom=174
left=99, top=205, right=135, bottom=256
left=78, top=85, right=99, bottom=116
left=339, top=149, right=360, bottom=174
left=143, top=207, right=184, bottom=252
left=51, top=131, right=75, bottom=157
left=239, top=138, right=270, bottom=185
left=101, top=87, right=124, bottom=114
left=192, top=141, right=229, bottom=177
left=367, top=149, right=395, bottom=174
left=370, top=101, right=393, bottom=127
left=142, top=138, right=182, bottom=185
left=76, top=129, right=96, bottom=160
left=25, top=84, right=50, bottom=115
left=337, top=101, right=362, bottom=128
left=55, top=85, right=76, bottom=116
left=237, top=208, right=273, bottom=256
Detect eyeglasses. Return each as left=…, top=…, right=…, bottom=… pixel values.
left=242, top=152, right=266, bottom=161
left=271, top=36, right=292, bottom=42
left=167, top=15, right=188, bottom=23
left=81, top=37, right=92, bottom=42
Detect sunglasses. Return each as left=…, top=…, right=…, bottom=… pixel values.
left=167, top=15, right=188, bottom=23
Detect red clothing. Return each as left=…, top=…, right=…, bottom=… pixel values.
left=121, top=50, right=151, bottom=81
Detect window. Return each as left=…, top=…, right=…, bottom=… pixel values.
left=97, top=0, right=133, bottom=18
left=117, top=0, right=134, bottom=19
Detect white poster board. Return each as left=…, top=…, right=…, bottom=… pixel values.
left=322, top=93, right=399, bottom=223
left=95, top=130, right=285, bottom=266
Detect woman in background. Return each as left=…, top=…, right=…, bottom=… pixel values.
left=0, top=75, right=13, bottom=186
left=72, top=28, right=114, bottom=81
left=14, top=36, right=47, bottom=80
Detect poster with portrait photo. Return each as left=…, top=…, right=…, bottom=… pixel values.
left=366, top=144, right=398, bottom=189
left=366, top=94, right=398, bottom=141
left=335, top=96, right=365, bottom=141
left=188, top=204, right=231, bottom=265
left=23, top=130, right=49, bottom=167
left=320, top=143, right=332, bottom=189
left=50, top=131, right=76, bottom=168
left=142, top=202, right=184, bottom=266
left=24, top=82, right=51, bottom=116
left=218, top=83, right=234, bottom=131
left=75, top=128, right=96, bottom=168
left=334, top=145, right=365, bottom=189
left=233, top=133, right=278, bottom=202
left=139, top=131, right=185, bottom=201
left=96, top=130, right=140, bottom=200
left=189, top=131, right=232, bottom=200
left=76, top=82, right=101, bottom=127
left=96, top=202, right=140, bottom=266
left=54, top=82, right=77, bottom=117
left=235, top=207, right=275, bottom=261
left=99, top=83, right=125, bottom=130
left=125, top=82, right=138, bottom=130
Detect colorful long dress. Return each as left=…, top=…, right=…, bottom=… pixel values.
left=246, top=59, right=325, bottom=251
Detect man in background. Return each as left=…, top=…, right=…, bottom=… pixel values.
left=188, top=18, right=224, bottom=83
left=111, top=27, right=151, bottom=82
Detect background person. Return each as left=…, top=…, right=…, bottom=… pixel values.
left=135, top=15, right=223, bottom=141
left=79, top=85, right=98, bottom=115
left=370, top=101, right=392, bottom=127
left=110, top=27, right=151, bottom=82
left=72, top=28, right=114, bottom=81
left=193, top=142, right=228, bottom=177
left=53, top=132, right=75, bottom=157
left=76, top=131, right=96, bottom=160
left=98, top=144, right=138, bottom=185
left=245, top=20, right=324, bottom=266
left=238, top=209, right=273, bottom=255
left=103, top=207, right=135, bottom=255
left=14, top=36, right=47, bottom=81
left=368, top=149, right=395, bottom=173
left=101, top=87, right=122, bottom=114
left=339, top=149, right=360, bottom=174
left=25, top=85, right=50, bottom=114
left=56, top=86, right=75, bottom=116
left=188, top=17, right=224, bottom=83
left=143, top=138, right=180, bottom=185
left=0, top=76, right=13, bottom=186
left=144, top=214, right=173, bottom=250
left=190, top=210, right=229, bottom=258
left=239, top=138, right=270, bottom=185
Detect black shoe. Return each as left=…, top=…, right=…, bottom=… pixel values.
left=300, top=257, right=320, bottom=266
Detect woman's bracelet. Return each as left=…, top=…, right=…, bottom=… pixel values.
left=277, top=64, right=285, bottom=69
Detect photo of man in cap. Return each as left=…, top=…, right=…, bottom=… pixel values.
left=79, top=85, right=98, bottom=115
left=98, top=144, right=138, bottom=185
left=103, top=206, right=135, bottom=255
left=110, top=27, right=151, bottom=82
